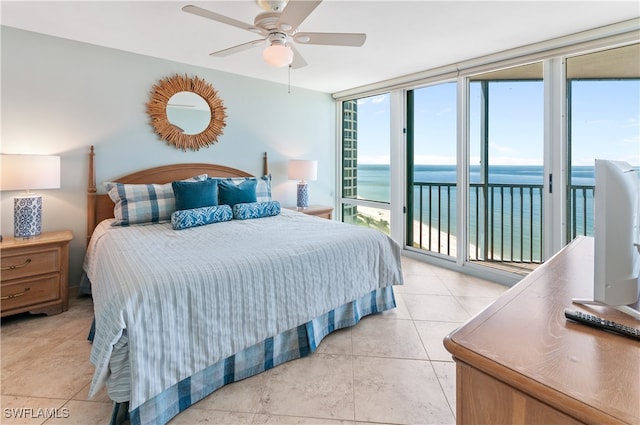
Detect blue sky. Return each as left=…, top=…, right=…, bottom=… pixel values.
left=355, top=79, right=640, bottom=167
left=570, top=80, right=640, bottom=166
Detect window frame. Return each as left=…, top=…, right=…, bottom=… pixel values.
left=335, top=22, right=639, bottom=284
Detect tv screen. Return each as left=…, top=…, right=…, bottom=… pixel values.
left=573, top=159, right=640, bottom=320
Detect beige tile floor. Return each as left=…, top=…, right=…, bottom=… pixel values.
left=1, top=256, right=508, bottom=425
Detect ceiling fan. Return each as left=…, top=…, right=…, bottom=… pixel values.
left=182, top=0, right=366, bottom=68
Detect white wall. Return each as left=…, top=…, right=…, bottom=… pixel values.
left=1, top=26, right=336, bottom=288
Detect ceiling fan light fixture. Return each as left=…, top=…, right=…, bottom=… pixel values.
left=263, top=44, right=293, bottom=67
left=257, top=0, right=288, bottom=12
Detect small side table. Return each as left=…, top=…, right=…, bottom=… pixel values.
left=0, top=230, right=73, bottom=317
left=286, top=205, right=334, bottom=220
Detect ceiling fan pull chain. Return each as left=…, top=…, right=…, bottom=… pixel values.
left=288, top=64, right=291, bottom=94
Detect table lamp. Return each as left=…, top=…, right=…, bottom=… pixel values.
left=0, top=154, right=61, bottom=238
left=288, top=159, right=317, bottom=209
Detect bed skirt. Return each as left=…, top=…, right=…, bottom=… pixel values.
left=105, top=286, right=396, bottom=425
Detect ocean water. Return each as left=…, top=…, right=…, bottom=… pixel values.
left=355, top=164, right=596, bottom=202
left=352, top=164, right=596, bottom=261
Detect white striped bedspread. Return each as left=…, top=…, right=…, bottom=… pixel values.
left=85, top=209, right=403, bottom=413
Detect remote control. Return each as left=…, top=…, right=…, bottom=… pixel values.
left=564, top=308, right=640, bottom=341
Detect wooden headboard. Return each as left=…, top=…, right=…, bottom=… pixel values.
left=87, top=145, right=269, bottom=244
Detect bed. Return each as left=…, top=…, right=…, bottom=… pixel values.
left=83, top=147, right=404, bottom=425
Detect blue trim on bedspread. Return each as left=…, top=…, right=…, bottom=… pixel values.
left=113, top=286, right=396, bottom=425
left=79, top=271, right=92, bottom=295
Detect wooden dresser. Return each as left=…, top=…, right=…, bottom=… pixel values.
left=1, top=230, right=73, bottom=317
left=444, top=236, right=639, bottom=425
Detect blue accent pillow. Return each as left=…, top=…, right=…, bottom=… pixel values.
left=171, top=205, right=232, bottom=230
left=215, top=176, right=271, bottom=202
left=233, top=201, right=281, bottom=220
left=218, top=179, right=257, bottom=207
left=172, top=179, right=218, bottom=211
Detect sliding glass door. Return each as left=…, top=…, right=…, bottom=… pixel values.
left=468, top=63, right=545, bottom=273
left=405, top=64, right=546, bottom=274
left=567, top=44, right=640, bottom=242
left=406, top=82, right=457, bottom=258
left=338, top=41, right=638, bottom=282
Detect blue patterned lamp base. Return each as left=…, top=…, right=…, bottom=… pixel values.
left=14, top=195, right=42, bottom=238
left=296, top=182, right=309, bottom=208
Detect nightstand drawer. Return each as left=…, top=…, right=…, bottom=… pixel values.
left=1, top=274, right=60, bottom=311
left=0, top=230, right=72, bottom=317
left=0, top=248, right=59, bottom=281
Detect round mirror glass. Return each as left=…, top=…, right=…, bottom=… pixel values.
left=166, top=91, right=211, bottom=135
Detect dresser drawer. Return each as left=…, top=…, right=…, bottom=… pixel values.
left=0, top=248, right=59, bottom=281
left=1, top=273, right=60, bottom=312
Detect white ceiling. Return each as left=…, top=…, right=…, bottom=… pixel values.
left=2, top=1, right=639, bottom=93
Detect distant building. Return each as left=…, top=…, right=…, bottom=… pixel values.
left=342, top=100, right=358, bottom=221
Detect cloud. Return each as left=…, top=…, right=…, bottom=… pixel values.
left=573, top=154, right=640, bottom=167
left=357, top=94, right=388, bottom=106
left=360, top=153, right=545, bottom=166
left=622, top=134, right=640, bottom=144
left=489, top=142, right=519, bottom=155
left=357, top=155, right=390, bottom=164
left=624, top=117, right=639, bottom=127
left=484, top=156, right=543, bottom=166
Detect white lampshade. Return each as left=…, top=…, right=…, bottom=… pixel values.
left=288, top=159, right=318, bottom=182
left=1, top=154, right=61, bottom=191
left=263, top=44, right=293, bottom=68
left=1, top=154, right=61, bottom=238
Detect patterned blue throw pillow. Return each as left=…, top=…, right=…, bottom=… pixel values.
left=232, top=201, right=281, bottom=220
left=171, top=205, right=233, bottom=230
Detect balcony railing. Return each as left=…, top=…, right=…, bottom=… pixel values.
left=568, top=185, right=595, bottom=240
left=411, top=182, right=595, bottom=264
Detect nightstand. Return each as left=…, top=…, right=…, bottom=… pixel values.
left=1, top=230, right=73, bottom=317
left=287, top=205, right=334, bottom=220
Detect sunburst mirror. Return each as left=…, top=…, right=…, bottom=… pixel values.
left=147, top=74, right=227, bottom=151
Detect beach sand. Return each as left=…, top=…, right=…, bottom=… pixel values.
left=356, top=205, right=463, bottom=257
left=354, top=206, right=537, bottom=270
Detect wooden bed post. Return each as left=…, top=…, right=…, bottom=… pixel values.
left=87, top=145, right=96, bottom=246
left=263, top=152, right=269, bottom=176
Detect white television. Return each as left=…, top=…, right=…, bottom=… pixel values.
left=573, top=159, right=640, bottom=320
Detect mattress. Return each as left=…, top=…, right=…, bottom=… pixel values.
left=84, top=210, right=403, bottom=423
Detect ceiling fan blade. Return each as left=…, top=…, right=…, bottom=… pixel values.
left=210, top=39, right=266, bottom=57
left=293, top=32, right=366, bottom=47
left=277, top=0, right=322, bottom=32
left=289, top=44, right=308, bottom=69
left=182, top=5, right=267, bottom=36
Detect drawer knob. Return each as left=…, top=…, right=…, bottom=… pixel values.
left=1, top=287, right=30, bottom=300
left=1, top=258, right=32, bottom=271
